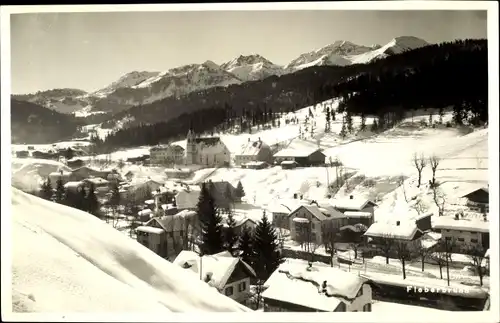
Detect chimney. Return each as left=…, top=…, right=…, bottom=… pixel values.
left=396, top=221, right=400, bottom=226
left=293, top=193, right=298, bottom=199
left=300, top=195, right=303, bottom=200
left=349, top=195, right=354, bottom=200
left=455, top=213, right=460, bottom=220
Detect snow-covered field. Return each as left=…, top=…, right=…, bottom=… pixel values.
left=7, top=188, right=251, bottom=313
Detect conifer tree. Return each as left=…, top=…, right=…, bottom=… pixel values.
left=346, top=111, right=354, bottom=133
left=253, top=211, right=282, bottom=280
left=86, top=183, right=100, bottom=217
left=235, top=181, right=245, bottom=200
left=239, top=226, right=256, bottom=268
left=325, top=107, right=331, bottom=132
left=360, top=113, right=367, bottom=131
left=197, top=182, right=224, bottom=255
left=371, top=118, right=379, bottom=132
left=340, top=117, right=347, bottom=139
left=39, top=177, right=53, bottom=200
left=53, top=178, right=66, bottom=203
left=224, top=211, right=238, bottom=253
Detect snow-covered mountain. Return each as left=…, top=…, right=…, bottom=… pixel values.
left=91, top=71, right=161, bottom=98
left=220, top=54, right=284, bottom=82
left=10, top=187, right=251, bottom=313
left=13, top=36, right=430, bottom=117
left=12, top=88, right=91, bottom=115
left=285, top=36, right=429, bottom=72
left=89, top=60, right=242, bottom=114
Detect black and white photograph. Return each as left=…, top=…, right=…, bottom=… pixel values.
left=1, top=2, right=498, bottom=322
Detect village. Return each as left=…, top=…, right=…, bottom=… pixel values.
left=12, top=122, right=491, bottom=313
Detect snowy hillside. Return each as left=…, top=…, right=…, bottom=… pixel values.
left=12, top=88, right=90, bottom=115
left=91, top=71, right=161, bottom=98
left=9, top=188, right=251, bottom=313
left=220, top=54, right=284, bottom=82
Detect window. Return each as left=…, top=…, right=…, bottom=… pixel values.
left=238, top=281, right=247, bottom=292
left=445, top=237, right=452, bottom=240
left=363, top=303, right=372, bottom=312
left=471, top=239, right=478, bottom=243
left=458, top=238, right=465, bottom=242
left=225, top=286, right=234, bottom=296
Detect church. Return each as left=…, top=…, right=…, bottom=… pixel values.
left=185, top=130, right=231, bottom=167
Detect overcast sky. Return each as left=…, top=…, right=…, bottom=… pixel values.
left=10, top=10, right=487, bottom=94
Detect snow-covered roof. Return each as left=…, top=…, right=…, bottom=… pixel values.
left=432, top=216, right=489, bottom=233
left=459, top=185, right=489, bottom=198
left=262, top=260, right=366, bottom=312
left=161, top=204, right=177, bottom=211
left=274, top=147, right=322, bottom=158
left=49, top=171, right=72, bottom=177
left=331, top=196, right=377, bottom=211
left=145, top=199, right=155, bottom=205
left=173, top=251, right=255, bottom=290
left=364, top=221, right=420, bottom=240
left=485, top=248, right=490, bottom=258
left=147, top=212, right=197, bottom=232
left=243, top=161, right=268, bottom=167
left=268, top=198, right=308, bottom=214
left=291, top=204, right=346, bottom=222
left=138, top=209, right=153, bottom=216
left=136, top=226, right=164, bottom=234
left=85, top=177, right=109, bottom=185
left=11, top=187, right=250, bottom=312
left=236, top=140, right=270, bottom=156
left=280, top=160, right=298, bottom=165
left=64, top=181, right=83, bottom=188
left=343, top=211, right=373, bottom=218
left=340, top=224, right=368, bottom=233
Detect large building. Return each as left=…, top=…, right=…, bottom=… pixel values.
left=185, top=130, right=231, bottom=167
left=273, top=147, right=326, bottom=167
left=150, top=144, right=185, bottom=166
left=234, top=138, right=273, bottom=166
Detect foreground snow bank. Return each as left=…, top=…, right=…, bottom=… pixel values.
left=10, top=188, right=251, bottom=313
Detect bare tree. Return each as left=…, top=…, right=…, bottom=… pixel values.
left=415, top=240, right=433, bottom=272
left=376, top=234, right=394, bottom=265
left=430, top=249, right=447, bottom=280
left=461, top=244, right=487, bottom=286
left=251, top=280, right=266, bottom=310
left=321, top=221, right=340, bottom=267
left=429, top=155, right=441, bottom=187
left=412, top=153, right=427, bottom=188
left=433, top=238, right=456, bottom=286
left=297, top=217, right=319, bottom=262
left=394, top=240, right=416, bottom=279
left=411, top=198, right=428, bottom=216
left=432, top=186, right=447, bottom=216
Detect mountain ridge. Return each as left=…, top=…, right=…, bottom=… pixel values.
left=13, top=36, right=430, bottom=116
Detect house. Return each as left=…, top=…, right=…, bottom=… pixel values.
left=364, top=220, right=426, bottom=257
left=241, top=161, right=269, bottom=170
left=234, top=138, right=273, bottom=166
left=331, top=195, right=378, bottom=220
left=204, top=180, right=240, bottom=209
left=185, top=130, right=231, bottom=167
left=175, top=186, right=201, bottom=210
left=129, top=178, right=163, bottom=195
left=127, top=154, right=150, bottom=163
left=66, top=158, right=85, bottom=169
left=460, top=186, right=489, bottom=213
left=432, top=215, right=489, bottom=250
left=173, top=250, right=256, bottom=303
left=135, top=210, right=197, bottom=259
left=280, top=161, right=298, bottom=169
left=63, top=181, right=84, bottom=193
left=269, top=197, right=316, bottom=230
left=289, top=204, right=347, bottom=246
left=48, top=171, right=72, bottom=185
left=262, top=259, right=372, bottom=312
left=273, top=147, right=326, bottom=167
left=16, top=150, right=29, bottom=158
left=69, top=166, right=109, bottom=182
left=223, top=216, right=258, bottom=236
left=137, top=208, right=153, bottom=222
left=150, top=144, right=185, bottom=166
left=83, top=177, right=111, bottom=196
left=165, top=168, right=193, bottom=179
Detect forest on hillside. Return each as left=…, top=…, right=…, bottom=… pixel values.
left=100, top=38, right=487, bottom=149
left=11, top=99, right=83, bottom=144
